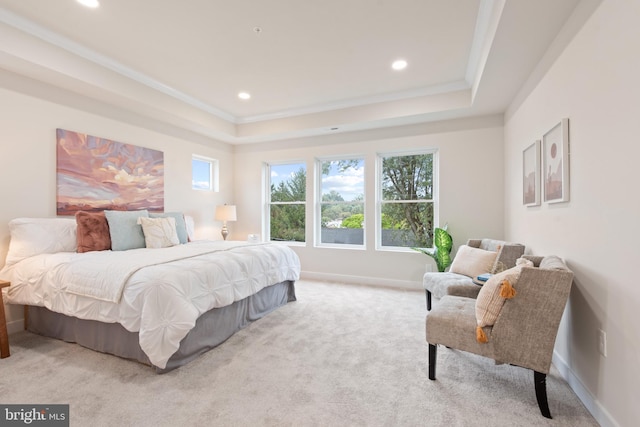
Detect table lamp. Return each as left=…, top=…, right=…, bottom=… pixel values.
left=214, top=204, right=237, bottom=240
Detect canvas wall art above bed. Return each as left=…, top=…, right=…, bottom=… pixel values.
left=0, top=213, right=300, bottom=372
left=56, top=129, right=165, bottom=215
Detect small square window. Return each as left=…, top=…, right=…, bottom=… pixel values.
left=192, top=156, right=219, bottom=191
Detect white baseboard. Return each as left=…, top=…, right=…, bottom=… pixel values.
left=300, top=270, right=423, bottom=291
left=552, top=351, right=620, bottom=427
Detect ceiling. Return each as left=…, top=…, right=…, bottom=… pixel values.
left=0, top=0, right=583, bottom=144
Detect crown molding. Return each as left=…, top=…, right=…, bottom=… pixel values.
left=0, top=5, right=490, bottom=128
left=465, top=0, right=506, bottom=101
left=236, top=80, right=470, bottom=124
left=0, top=7, right=237, bottom=123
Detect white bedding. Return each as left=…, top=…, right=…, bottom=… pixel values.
left=0, top=241, right=300, bottom=369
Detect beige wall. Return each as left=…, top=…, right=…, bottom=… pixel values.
left=234, top=115, right=505, bottom=288
left=504, top=1, right=639, bottom=426
left=0, top=84, right=234, bottom=333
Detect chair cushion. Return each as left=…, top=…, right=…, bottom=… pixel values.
left=425, top=295, right=496, bottom=359
left=449, top=245, right=498, bottom=279
left=475, top=258, right=534, bottom=330
left=423, top=272, right=480, bottom=299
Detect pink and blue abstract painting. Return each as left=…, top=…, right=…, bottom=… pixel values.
left=56, top=129, right=164, bottom=215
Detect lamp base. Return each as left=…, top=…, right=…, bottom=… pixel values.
left=221, top=223, right=229, bottom=240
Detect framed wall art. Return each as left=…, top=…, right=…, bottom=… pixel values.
left=542, top=118, right=570, bottom=203
left=56, top=129, right=164, bottom=215
left=523, top=140, right=540, bottom=206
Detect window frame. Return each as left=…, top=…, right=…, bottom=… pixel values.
left=263, top=161, right=307, bottom=245
left=314, top=156, right=366, bottom=249
left=375, top=148, right=438, bottom=252
left=191, top=155, right=219, bottom=192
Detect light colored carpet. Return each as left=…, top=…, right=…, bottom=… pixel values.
left=1, top=280, right=597, bottom=426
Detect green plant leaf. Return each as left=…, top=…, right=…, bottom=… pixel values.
left=412, top=226, right=453, bottom=272
left=411, top=246, right=436, bottom=259
left=433, top=227, right=453, bottom=272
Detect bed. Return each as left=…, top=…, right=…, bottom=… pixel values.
left=0, top=216, right=300, bottom=372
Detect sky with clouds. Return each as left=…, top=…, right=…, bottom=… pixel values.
left=269, top=160, right=364, bottom=201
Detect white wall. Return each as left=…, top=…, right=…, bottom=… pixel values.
left=0, top=84, right=234, bottom=333
left=234, top=115, right=505, bottom=288
left=504, top=2, right=639, bottom=426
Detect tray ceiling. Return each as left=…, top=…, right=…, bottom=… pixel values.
left=0, top=0, right=585, bottom=143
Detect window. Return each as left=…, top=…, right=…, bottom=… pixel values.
left=378, top=151, right=435, bottom=249
left=318, top=158, right=365, bottom=246
left=192, top=155, right=219, bottom=191
left=267, top=162, right=306, bottom=242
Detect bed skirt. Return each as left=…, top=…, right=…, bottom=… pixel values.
left=25, top=280, right=296, bottom=373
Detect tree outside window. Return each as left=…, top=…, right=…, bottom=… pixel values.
left=379, top=152, right=435, bottom=248
left=268, top=162, right=306, bottom=242
left=319, top=158, right=365, bottom=246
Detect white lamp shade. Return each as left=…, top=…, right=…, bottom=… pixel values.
left=215, top=205, right=237, bottom=222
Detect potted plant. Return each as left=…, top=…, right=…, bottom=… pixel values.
left=413, top=225, right=453, bottom=272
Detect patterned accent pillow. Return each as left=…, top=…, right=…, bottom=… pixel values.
left=449, top=245, right=498, bottom=279
left=475, top=258, right=534, bottom=341
left=149, top=212, right=188, bottom=244
left=75, top=211, right=111, bottom=253
left=138, top=217, right=180, bottom=248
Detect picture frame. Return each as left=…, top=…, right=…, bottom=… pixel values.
left=542, top=118, right=570, bottom=203
left=56, top=128, right=164, bottom=215
left=523, top=140, right=541, bottom=206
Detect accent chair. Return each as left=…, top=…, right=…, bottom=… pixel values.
left=425, top=255, right=574, bottom=418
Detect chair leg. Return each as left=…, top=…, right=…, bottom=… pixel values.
left=534, top=371, right=552, bottom=419
left=426, top=290, right=432, bottom=311
left=428, top=344, right=437, bottom=380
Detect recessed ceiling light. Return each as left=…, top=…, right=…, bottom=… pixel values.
left=77, top=0, right=100, bottom=8
left=238, top=92, right=251, bottom=100
left=392, top=59, right=408, bottom=71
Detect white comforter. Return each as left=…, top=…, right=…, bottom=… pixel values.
left=0, top=241, right=300, bottom=368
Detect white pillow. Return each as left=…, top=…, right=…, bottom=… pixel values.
left=449, top=245, right=498, bottom=279
left=184, top=215, right=195, bottom=242
left=138, top=217, right=180, bottom=249
left=5, top=217, right=77, bottom=265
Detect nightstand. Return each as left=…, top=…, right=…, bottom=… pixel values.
left=0, top=280, right=10, bottom=358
